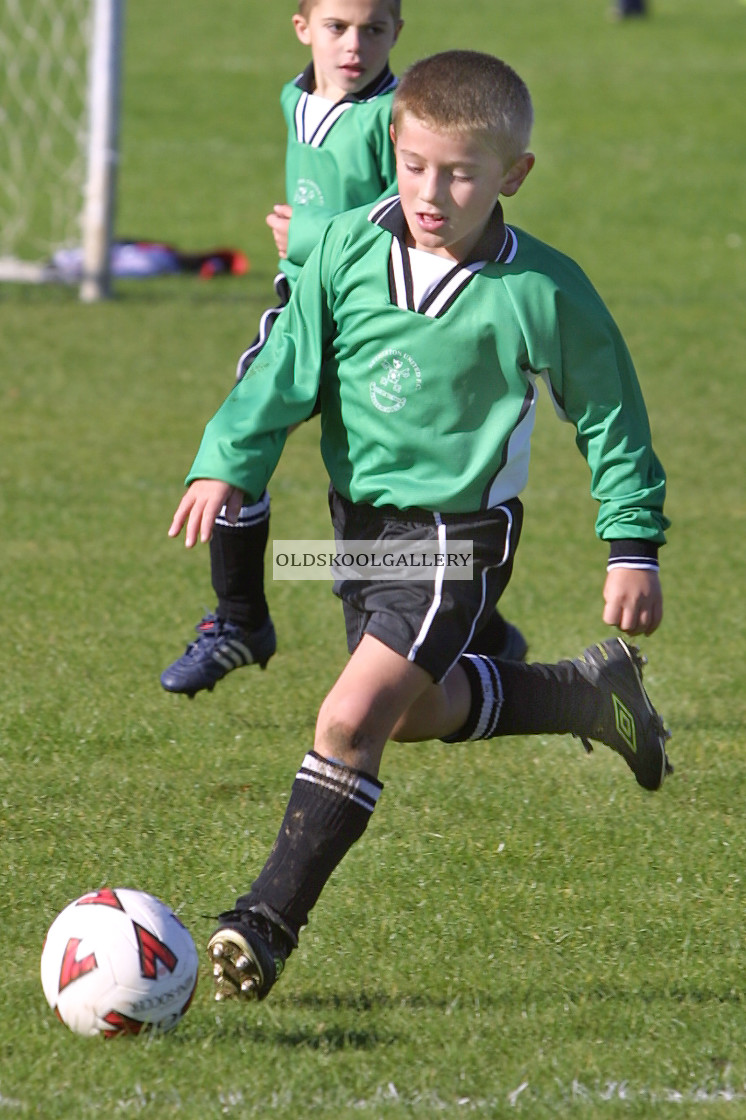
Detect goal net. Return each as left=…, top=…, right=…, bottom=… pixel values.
left=0, top=0, right=124, bottom=299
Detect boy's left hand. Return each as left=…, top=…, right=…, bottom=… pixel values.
left=602, top=567, right=663, bottom=637
left=266, top=203, right=292, bottom=258
left=168, top=479, right=243, bottom=548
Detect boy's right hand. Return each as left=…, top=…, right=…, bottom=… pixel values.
left=266, top=203, right=292, bottom=258
left=168, top=480, right=243, bottom=548
left=602, top=567, right=663, bottom=637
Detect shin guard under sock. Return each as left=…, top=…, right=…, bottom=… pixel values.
left=444, top=654, right=598, bottom=741
left=236, top=751, right=383, bottom=941
left=210, top=491, right=270, bottom=630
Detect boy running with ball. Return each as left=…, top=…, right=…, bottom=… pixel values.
left=169, top=50, right=671, bottom=1002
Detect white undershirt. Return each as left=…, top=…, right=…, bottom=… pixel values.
left=302, top=92, right=338, bottom=136
left=408, top=247, right=458, bottom=310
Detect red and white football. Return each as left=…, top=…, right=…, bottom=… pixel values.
left=40, top=888, right=198, bottom=1037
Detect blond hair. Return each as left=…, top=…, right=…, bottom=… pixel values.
left=298, top=0, right=402, bottom=18
left=392, top=51, right=533, bottom=165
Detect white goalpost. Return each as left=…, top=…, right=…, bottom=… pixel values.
left=0, top=0, right=125, bottom=300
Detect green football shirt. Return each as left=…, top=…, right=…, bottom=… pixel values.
left=188, top=198, right=667, bottom=548
left=278, top=62, right=398, bottom=287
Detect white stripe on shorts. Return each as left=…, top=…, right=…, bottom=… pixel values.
left=407, top=516, right=447, bottom=664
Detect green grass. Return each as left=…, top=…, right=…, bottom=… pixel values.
left=1, top=0, right=745, bottom=1116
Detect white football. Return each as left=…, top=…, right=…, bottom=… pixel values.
left=40, top=888, right=199, bottom=1037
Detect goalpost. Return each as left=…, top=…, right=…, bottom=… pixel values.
left=0, top=0, right=125, bottom=300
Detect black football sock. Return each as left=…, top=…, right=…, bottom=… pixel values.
left=210, top=490, right=270, bottom=631
left=442, top=653, right=598, bottom=742
left=235, top=751, right=383, bottom=943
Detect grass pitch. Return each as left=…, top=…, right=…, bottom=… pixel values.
left=1, top=1, right=745, bottom=1116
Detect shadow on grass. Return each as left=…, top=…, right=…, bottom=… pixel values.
left=184, top=989, right=451, bottom=1049
left=195, top=1016, right=397, bottom=1051
left=171, top=979, right=746, bottom=1052
left=272, top=1023, right=394, bottom=1051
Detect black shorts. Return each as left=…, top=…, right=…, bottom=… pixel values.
left=329, top=487, right=523, bottom=682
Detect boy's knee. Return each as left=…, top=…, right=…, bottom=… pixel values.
left=316, top=694, right=371, bottom=754
left=388, top=710, right=418, bottom=742
left=314, top=691, right=389, bottom=774
left=317, top=714, right=367, bottom=757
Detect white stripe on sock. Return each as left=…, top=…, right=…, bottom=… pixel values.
left=296, top=751, right=382, bottom=813
left=463, top=654, right=504, bottom=739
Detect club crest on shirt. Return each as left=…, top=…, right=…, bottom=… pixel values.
left=369, top=349, right=422, bottom=413
left=293, top=178, right=325, bottom=207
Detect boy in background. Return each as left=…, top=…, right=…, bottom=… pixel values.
left=161, top=0, right=525, bottom=698
left=169, top=50, right=672, bottom=1003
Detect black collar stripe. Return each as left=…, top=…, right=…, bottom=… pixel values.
left=387, top=237, right=476, bottom=317
left=420, top=263, right=483, bottom=317
left=370, top=196, right=515, bottom=261
left=309, top=101, right=353, bottom=146
left=390, top=239, right=413, bottom=310
left=294, top=92, right=354, bottom=146
left=369, top=196, right=400, bottom=225
left=362, top=70, right=397, bottom=99
left=370, top=198, right=518, bottom=317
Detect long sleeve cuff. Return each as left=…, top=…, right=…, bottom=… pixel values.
left=607, top=539, right=660, bottom=572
